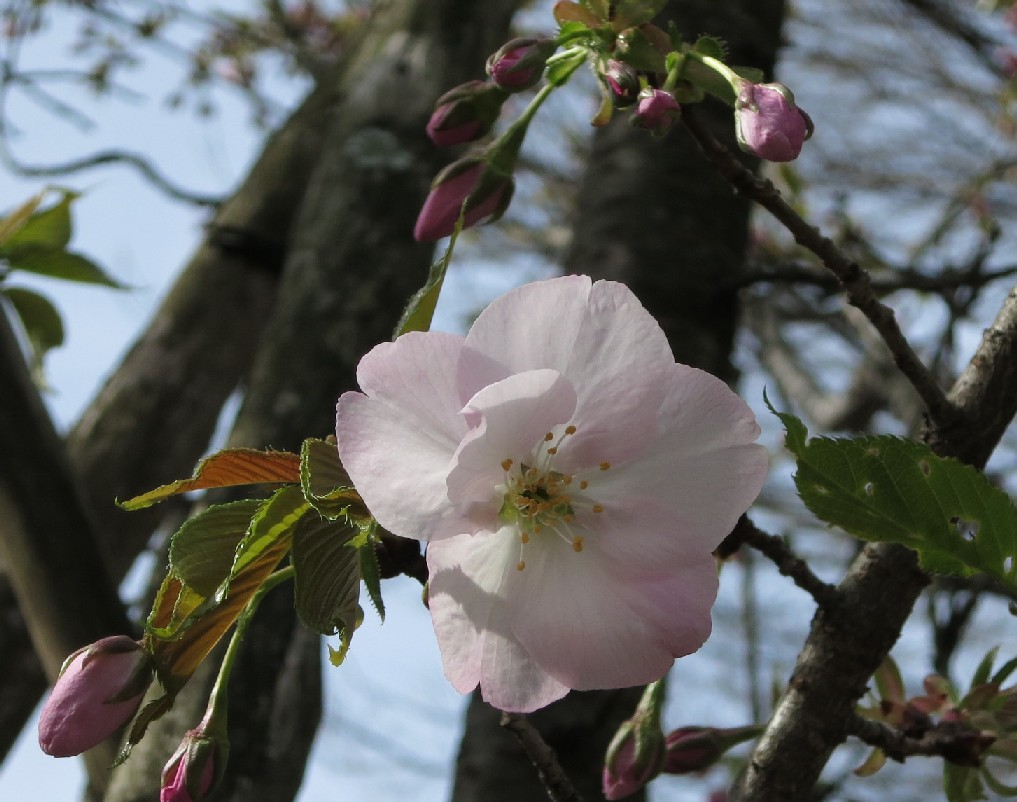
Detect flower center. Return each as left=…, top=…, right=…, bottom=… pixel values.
left=497, top=425, right=608, bottom=571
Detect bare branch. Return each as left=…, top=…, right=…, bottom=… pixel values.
left=848, top=714, right=995, bottom=767
left=500, top=712, right=585, bottom=802
left=682, top=109, right=958, bottom=431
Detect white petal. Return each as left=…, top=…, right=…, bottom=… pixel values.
left=336, top=331, right=475, bottom=541
left=427, top=532, right=569, bottom=712
left=509, top=542, right=718, bottom=690
left=356, top=331, right=469, bottom=445
left=591, top=364, right=768, bottom=552
left=458, top=276, right=593, bottom=401
left=446, top=369, right=577, bottom=523
left=337, top=393, right=471, bottom=541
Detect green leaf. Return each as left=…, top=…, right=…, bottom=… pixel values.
left=944, top=763, right=986, bottom=802
left=394, top=211, right=464, bottom=337
left=291, top=512, right=361, bottom=636
left=873, top=655, right=905, bottom=703
left=612, top=0, right=669, bottom=28
left=168, top=500, right=263, bottom=597
left=0, top=193, right=45, bottom=246
left=1, top=190, right=75, bottom=251
left=3, top=286, right=64, bottom=368
left=299, top=437, right=365, bottom=520
left=358, top=532, right=385, bottom=622
left=692, top=35, right=727, bottom=61
left=973, top=647, right=1000, bottom=689
left=120, top=448, right=301, bottom=509
left=770, top=401, right=1017, bottom=584
left=5, top=249, right=124, bottom=288
left=229, top=485, right=309, bottom=584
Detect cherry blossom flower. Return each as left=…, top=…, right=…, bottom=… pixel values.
left=336, top=276, right=768, bottom=712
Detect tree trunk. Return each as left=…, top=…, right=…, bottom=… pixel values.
left=450, top=1, right=785, bottom=800
left=102, top=1, right=523, bottom=799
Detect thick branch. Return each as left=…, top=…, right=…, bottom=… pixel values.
left=730, top=280, right=1017, bottom=801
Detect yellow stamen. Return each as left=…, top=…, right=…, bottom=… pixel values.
left=579, top=480, right=589, bottom=490
left=501, top=458, right=513, bottom=471
left=572, top=536, right=584, bottom=552
left=565, top=425, right=577, bottom=435
left=544, top=432, right=554, bottom=441
left=547, top=447, right=558, bottom=455
left=516, top=561, right=526, bottom=571
left=592, top=504, right=604, bottom=514
left=599, top=462, right=611, bottom=471
left=520, top=532, right=530, bottom=544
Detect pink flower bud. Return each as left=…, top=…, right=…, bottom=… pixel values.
left=426, top=81, right=509, bottom=148
left=734, top=82, right=812, bottom=162
left=486, top=38, right=556, bottom=92
left=160, top=725, right=225, bottom=802
left=602, top=681, right=666, bottom=800
left=602, top=60, right=641, bottom=107
left=413, top=157, right=514, bottom=241
left=603, top=726, right=665, bottom=800
left=631, top=88, right=681, bottom=136
left=38, top=636, right=153, bottom=757
left=662, top=724, right=763, bottom=775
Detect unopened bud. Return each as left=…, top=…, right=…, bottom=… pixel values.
left=413, top=156, right=514, bottom=241
left=486, top=38, right=556, bottom=92
left=602, top=60, right=641, bottom=107
left=663, top=724, right=763, bottom=775
left=631, top=88, right=681, bottom=136
left=602, top=681, right=666, bottom=800
left=734, top=82, right=812, bottom=162
left=39, top=636, right=153, bottom=757
left=160, top=723, right=227, bottom=802
left=426, top=81, right=509, bottom=148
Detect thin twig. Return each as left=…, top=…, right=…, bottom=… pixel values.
left=847, top=714, right=995, bottom=767
left=682, top=110, right=958, bottom=431
left=499, top=712, right=585, bottom=802
left=0, top=147, right=223, bottom=207
left=730, top=516, right=840, bottom=609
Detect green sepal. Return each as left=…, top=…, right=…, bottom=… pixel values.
left=614, top=27, right=666, bottom=73
left=291, top=512, right=361, bottom=636
left=299, top=437, right=365, bottom=520
left=545, top=48, right=588, bottom=87
left=168, top=499, right=264, bottom=597
left=769, top=396, right=1017, bottom=585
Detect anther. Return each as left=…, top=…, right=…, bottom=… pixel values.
left=501, top=458, right=513, bottom=471
left=592, top=504, right=604, bottom=514
left=565, top=425, right=577, bottom=435
left=547, top=447, right=558, bottom=455
left=599, top=462, right=611, bottom=471
left=516, top=561, right=526, bottom=571
left=579, top=480, right=589, bottom=490
left=563, top=475, right=573, bottom=485
left=544, top=432, right=554, bottom=442
left=572, top=536, right=584, bottom=552
left=520, top=532, right=530, bottom=544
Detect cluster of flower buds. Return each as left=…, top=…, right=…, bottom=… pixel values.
left=38, top=636, right=153, bottom=757
left=416, top=38, right=555, bottom=242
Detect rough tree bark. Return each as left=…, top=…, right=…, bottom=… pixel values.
left=0, top=64, right=338, bottom=767
left=450, top=1, right=785, bottom=800
left=731, top=286, right=1017, bottom=801
left=100, top=1, right=523, bottom=799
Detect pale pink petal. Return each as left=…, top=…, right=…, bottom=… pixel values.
left=337, top=393, right=467, bottom=541
left=509, top=543, right=718, bottom=690
left=337, top=332, right=473, bottom=542
left=589, top=364, right=768, bottom=552
left=446, top=369, right=577, bottom=526
left=428, top=532, right=569, bottom=712
left=457, top=275, right=593, bottom=401
left=356, top=331, right=469, bottom=445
